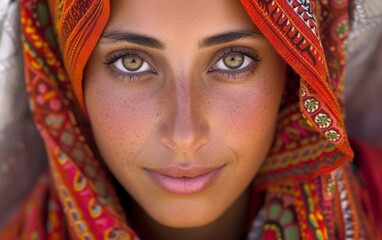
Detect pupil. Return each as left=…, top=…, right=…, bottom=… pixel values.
left=122, top=56, right=143, bottom=71
left=223, top=53, right=244, bottom=69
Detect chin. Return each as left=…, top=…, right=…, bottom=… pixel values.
left=141, top=197, right=229, bottom=229
left=153, top=211, right=220, bottom=229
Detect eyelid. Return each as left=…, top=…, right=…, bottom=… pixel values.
left=208, top=46, right=261, bottom=72
left=113, top=57, right=152, bottom=73
left=207, top=46, right=262, bottom=82
left=103, top=49, right=157, bottom=83
left=102, top=46, right=261, bottom=83
left=103, top=49, right=156, bottom=69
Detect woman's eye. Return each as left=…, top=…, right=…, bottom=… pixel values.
left=214, top=53, right=253, bottom=71
left=207, top=48, right=262, bottom=81
left=113, top=55, right=152, bottom=73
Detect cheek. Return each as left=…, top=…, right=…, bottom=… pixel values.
left=84, top=77, right=158, bottom=169
left=206, top=67, right=286, bottom=191
left=210, top=70, right=285, bottom=156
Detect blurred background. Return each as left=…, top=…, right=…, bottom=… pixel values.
left=345, top=0, right=382, bottom=148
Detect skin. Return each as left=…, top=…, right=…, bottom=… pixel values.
left=84, top=0, right=287, bottom=239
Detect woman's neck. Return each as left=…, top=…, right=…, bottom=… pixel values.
left=128, top=190, right=250, bottom=240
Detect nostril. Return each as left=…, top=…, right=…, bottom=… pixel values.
left=159, top=121, right=209, bottom=153
left=159, top=81, right=209, bottom=153
left=161, top=139, right=204, bottom=153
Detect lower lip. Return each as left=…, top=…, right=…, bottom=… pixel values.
left=146, top=167, right=224, bottom=195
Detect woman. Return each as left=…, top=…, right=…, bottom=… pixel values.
left=0, top=0, right=379, bottom=239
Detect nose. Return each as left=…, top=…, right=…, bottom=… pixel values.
left=160, top=77, right=209, bottom=153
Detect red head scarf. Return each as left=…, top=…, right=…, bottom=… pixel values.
left=0, top=0, right=376, bottom=239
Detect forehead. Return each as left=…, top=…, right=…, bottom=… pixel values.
left=106, top=0, right=258, bottom=40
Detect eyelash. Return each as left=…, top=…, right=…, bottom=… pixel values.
left=103, top=49, right=156, bottom=83
left=103, top=47, right=262, bottom=83
left=208, top=46, right=262, bottom=81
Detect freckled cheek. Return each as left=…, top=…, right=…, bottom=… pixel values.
left=86, top=87, right=159, bottom=168
left=209, top=85, right=281, bottom=153
left=223, top=104, right=271, bottom=145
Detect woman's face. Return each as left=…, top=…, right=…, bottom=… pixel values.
left=84, top=0, right=286, bottom=228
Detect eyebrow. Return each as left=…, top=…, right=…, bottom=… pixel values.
left=100, top=31, right=166, bottom=49
left=199, top=29, right=264, bottom=48
left=99, top=29, right=263, bottom=49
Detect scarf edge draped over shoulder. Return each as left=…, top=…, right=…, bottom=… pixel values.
left=0, top=0, right=377, bottom=239
left=241, top=0, right=353, bottom=187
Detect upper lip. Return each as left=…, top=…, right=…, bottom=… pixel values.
left=145, top=165, right=225, bottom=178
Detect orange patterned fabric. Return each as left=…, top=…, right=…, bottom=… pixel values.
left=241, top=0, right=354, bottom=187
left=0, top=0, right=376, bottom=239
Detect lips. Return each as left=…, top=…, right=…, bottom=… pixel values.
left=145, top=165, right=225, bottom=194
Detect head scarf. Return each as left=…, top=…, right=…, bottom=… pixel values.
left=0, top=0, right=376, bottom=239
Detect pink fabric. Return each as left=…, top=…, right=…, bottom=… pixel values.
left=351, top=138, right=382, bottom=239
